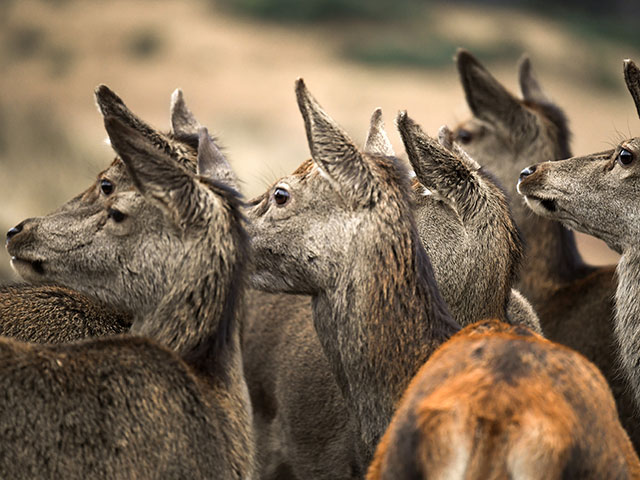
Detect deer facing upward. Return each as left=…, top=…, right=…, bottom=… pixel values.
left=518, top=58, right=640, bottom=427
left=451, top=50, right=638, bottom=449
left=0, top=110, right=254, bottom=478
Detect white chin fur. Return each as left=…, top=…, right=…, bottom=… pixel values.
left=524, top=196, right=550, bottom=217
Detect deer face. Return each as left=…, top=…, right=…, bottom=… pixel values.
left=247, top=160, right=359, bottom=294
left=518, top=58, right=640, bottom=255
left=6, top=86, right=234, bottom=316
left=7, top=187, right=179, bottom=313
left=246, top=80, right=409, bottom=295
left=518, top=140, right=640, bottom=254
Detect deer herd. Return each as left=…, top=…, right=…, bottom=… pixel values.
left=2, top=49, right=640, bottom=479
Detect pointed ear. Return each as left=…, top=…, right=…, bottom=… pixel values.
left=196, top=127, right=240, bottom=190
left=95, top=85, right=175, bottom=157
left=104, top=114, right=208, bottom=231
left=456, top=49, right=537, bottom=134
left=170, top=88, right=201, bottom=136
left=518, top=55, right=551, bottom=104
left=364, top=108, right=395, bottom=157
left=397, top=112, right=480, bottom=217
left=624, top=59, right=640, bottom=119
left=295, top=78, right=376, bottom=208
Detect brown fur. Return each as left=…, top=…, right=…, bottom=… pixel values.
left=3, top=86, right=232, bottom=343
left=0, top=96, right=254, bottom=478
left=247, top=82, right=462, bottom=468
left=453, top=49, right=637, bottom=449
left=244, top=110, right=536, bottom=480
left=368, top=321, right=640, bottom=480
left=518, top=59, right=640, bottom=434
left=0, top=284, right=131, bottom=343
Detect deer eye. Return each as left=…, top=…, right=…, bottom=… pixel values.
left=273, top=187, right=290, bottom=206
left=107, top=208, right=126, bottom=223
left=617, top=148, right=634, bottom=167
left=100, top=179, right=114, bottom=195
left=456, top=129, right=473, bottom=145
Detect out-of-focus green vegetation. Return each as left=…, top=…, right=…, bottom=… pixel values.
left=125, top=27, right=164, bottom=60
left=344, top=35, right=523, bottom=69
left=218, top=0, right=420, bottom=22
left=216, top=0, right=636, bottom=91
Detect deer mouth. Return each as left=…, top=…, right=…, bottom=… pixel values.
left=10, top=256, right=46, bottom=277
left=527, top=195, right=557, bottom=213
left=523, top=195, right=559, bottom=215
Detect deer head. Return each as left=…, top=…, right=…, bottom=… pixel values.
left=246, top=79, right=413, bottom=296
left=398, top=114, right=523, bottom=323
left=517, top=59, right=640, bottom=255
left=453, top=50, right=571, bottom=220
left=5, top=86, right=236, bottom=318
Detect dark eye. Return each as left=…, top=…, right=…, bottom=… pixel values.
left=100, top=179, right=114, bottom=195
left=273, top=187, right=290, bottom=206
left=107, top=208, right=126, bottom=223
left=617, top=148, right=634, bottom=167
left=456, top=129, right=472, bottom=145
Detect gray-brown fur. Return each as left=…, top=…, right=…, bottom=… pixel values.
left=3, top=86, right=232, bottom=342
left=0, top=284, right=130, bottom=343
left=244, top=108, right=536, bottom=479
left=247, top=79, right=463, bottom=467
left=0, top=114, right=254, bottom=478
left=453, top=49, right=637, bottom=448
left=401, top=119, right=526, bottom=329
left=518, top=58, right=640, bottom=425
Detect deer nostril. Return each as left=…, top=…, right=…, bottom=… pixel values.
left=519, top=165, right=537, bottom=181
left=6, top=223, right=24, bottom=243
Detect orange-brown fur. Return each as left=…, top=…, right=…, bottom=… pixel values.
left=368, top=321, right=640, bottom=480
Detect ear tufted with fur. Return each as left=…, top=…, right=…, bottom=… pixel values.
left=295, top=78, right=377, bottom=208
left=364, top=108, right=395, bottom=157
left=624, top=59, right=640, bottom=119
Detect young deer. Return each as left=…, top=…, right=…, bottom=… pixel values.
left=3, top=86, right=232, bottom=343
left=244, top=105, right=535, bottom=480
left=247, top=78, right=468, bottom=467
left=367, top=320, right=640, bottom=479
left=518, top=58, right=640, bottom=425
left=0, top=115, right=254, bottom=478
left=452, top=50, right=638, bottom=448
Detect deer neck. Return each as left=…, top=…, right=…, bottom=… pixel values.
left=512, top=198, right=589, bottom=297
left=311, top=226, right=459, bottom=462
left=131, top=239, right=246, bottom=378
left=614, top=250, right=640, bottom=409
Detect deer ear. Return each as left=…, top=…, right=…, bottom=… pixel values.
left=398, top=112, right=480, bottom=217
left=456, top=50, right=537, bottom=135
left=295, top=78, right=376, bottom=208
left=518, top=55, right=551, bottom=104
left=624, top=59, right=640, bottom=119
left=170, top=88, right=201, bottom=136
left=95, top=85, right=175, bottom=157
left=364, top=108, right=395, bottom=156
left=196, top=127, right=240, bottom=190
left=104, top=114, right=207, bottom=231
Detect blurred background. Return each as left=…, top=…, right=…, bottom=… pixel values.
left=1, top=0, right=639, bottom=282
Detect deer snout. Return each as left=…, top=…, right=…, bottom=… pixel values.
left=519, top=165, right=537, bottom=181
left=6, top=220, right=27, bottom=245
